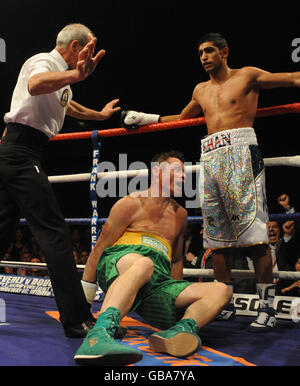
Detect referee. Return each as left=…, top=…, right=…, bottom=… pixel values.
left=0, top=23, right=120, bottom=337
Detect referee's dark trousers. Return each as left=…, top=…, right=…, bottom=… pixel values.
left=0, top=123, right=93, bottom=327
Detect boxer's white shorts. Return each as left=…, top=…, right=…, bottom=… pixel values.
left=199, top=127, right=269, bottom=249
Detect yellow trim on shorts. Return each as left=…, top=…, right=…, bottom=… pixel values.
left=113, top=231, right=172, bottom=261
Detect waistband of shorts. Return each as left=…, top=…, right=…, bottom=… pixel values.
left=2, top=123, right=49, bottom=150
left=113, top=231, right=172, bottom=261
left=201, top=127, right=257, bottom=155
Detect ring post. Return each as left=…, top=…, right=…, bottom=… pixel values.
left=90, top=131, right=102, bottom=250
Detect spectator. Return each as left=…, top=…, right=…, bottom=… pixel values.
left=28, top=234, right=41, bottom=258
left=71, top=227, right=87, bottom=255
left=7, top=228, right=30, bottom=261
left=277, top=193, right=296, bottom=214
left=72, top=247, right=80, bottom=263
left=184, top=223, right=203, bottom=269
left=183, top=221, right=211, bottom=283
left=72, top=248, right=83, bottom=279
left=3, top=266, right=14, bottom=275
left=17, top=247, right=33, bottom=276
left=277, top=193, right=300, bottom=250
left=238, top=219, right=298, bottom=294
left=278, top=257, right=300, bottom=297
left=2, top=252, right=11, bottom=261
left=20, top=248, right=32, bottom=262
left=264, top=194, right=299, bottom=275
left=38, top=251, right=47, bottom=263
left=0, top=252, right=15, bottom=274
left=27, top=257, right=44, bottom=277
left=80, top=250, right=89, bottom=265
left=267, top=220, right=298, bottom=272
left=83, top=227, right=92, bottom=253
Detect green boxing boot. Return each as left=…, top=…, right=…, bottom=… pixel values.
left=74, top=307, right=142, bottom=366
left=148, top=318, right=201, bottom=357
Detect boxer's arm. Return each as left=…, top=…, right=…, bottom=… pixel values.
left=82, top=196, right=140, bottom=283
left=171, top=252, right=184, bottom=280
left=171, top=208, right=188, bottom=280
left=66, top=99, right=121, bottom=120
left=160, top=98, right=203, bottom=122
left=248, top=66, right=300, bottom=89
left=121, top=89, right=203, bottom=128
left=121, top=99, right=202, bottom=127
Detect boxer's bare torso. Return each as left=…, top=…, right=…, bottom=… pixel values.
left=126, top=192, right=187, bottom=253
left=192, top=67, right=259, bottom=134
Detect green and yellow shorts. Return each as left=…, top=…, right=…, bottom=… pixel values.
left=96, top=231, right=192, bottom=329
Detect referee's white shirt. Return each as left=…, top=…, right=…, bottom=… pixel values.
left=4, top=49, right=73, bottom=138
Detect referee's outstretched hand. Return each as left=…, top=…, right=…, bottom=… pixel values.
left=76, top=37, right=105, bottom=81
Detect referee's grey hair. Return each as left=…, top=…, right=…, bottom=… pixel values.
left=56, top=23, right=94, bottom=47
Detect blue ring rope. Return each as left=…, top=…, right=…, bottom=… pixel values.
left=18, top=212, right=300, bottom=226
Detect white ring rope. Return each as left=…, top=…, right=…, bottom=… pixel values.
left=263, top=155, right=300, bottom=167
left=1, top=261, right=299, bottom=280
left=0, top=260, right=85, bottom=271
left=183, top=268, right=300, bottom=280
left=48, top=155, right=300, bottom=184
left=49, top=168, right=149, bottom=184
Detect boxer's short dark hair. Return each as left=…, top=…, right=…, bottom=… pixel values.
left=198, top=33, right=228, bottom=51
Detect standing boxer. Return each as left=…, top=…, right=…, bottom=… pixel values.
left=0, top=23, right=120, bottom=337
left=121, top=32, right=300, bottom=331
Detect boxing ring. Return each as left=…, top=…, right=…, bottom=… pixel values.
left=1, top=102, right=300, bottom=367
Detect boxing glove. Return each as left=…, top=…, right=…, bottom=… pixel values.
left=121, top=110, right=160, bottom=129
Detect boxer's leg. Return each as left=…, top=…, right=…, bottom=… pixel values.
left=74, top=253, right=153, bottom=366
left=148, top=281, right=232, bottom=357
left=247, top=244, right=276, bottom=332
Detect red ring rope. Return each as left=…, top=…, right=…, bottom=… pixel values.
left=50, top=102, right=300, bottom=142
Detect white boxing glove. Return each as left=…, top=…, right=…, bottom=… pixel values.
left=121, top=110, right=160, bottom=129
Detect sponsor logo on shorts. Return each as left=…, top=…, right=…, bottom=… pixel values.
left=202, top=133, right=231, bottom=154
left=142, top=236, right=169, bottom=258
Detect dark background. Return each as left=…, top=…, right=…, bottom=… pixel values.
left=1, top=0, right=300, bottom=219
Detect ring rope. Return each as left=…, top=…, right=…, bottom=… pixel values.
left=183, top=268, right=300, bottom=280
left=48, top=168, right=148, bottom=184
left=263, top=156, right=300, bottom=167
left=1, top=260, right=299, bottom=280
left=49, top=102, right=300, bottom=142
left=0, top=260, right=85, bottom=271
left=15, top=212, right=300, bottom=226
left=48, top=156, right=300, bottom=184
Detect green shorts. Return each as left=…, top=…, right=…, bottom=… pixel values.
left=96, top=243, right=193, bottom=329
